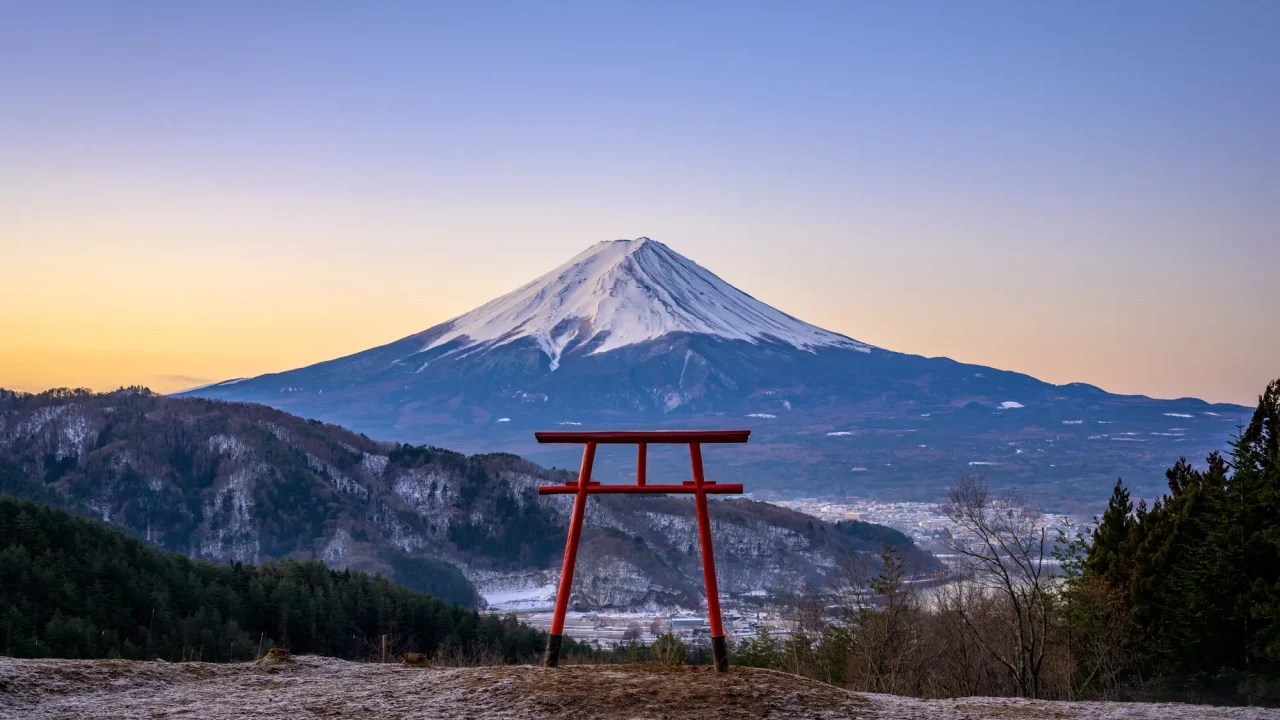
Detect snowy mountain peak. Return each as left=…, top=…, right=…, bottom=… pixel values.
left=424, top=237, right=870, bottom=370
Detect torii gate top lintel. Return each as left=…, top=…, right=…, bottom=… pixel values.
left=534, top=429, right=750, bottom=444
left=534, top=429, right=749, bottom=672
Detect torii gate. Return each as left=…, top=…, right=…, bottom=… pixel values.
left=535, top=430, right=749, bottom=672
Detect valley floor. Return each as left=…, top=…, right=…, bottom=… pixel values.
left=1, top=655, right=1275, bottom=720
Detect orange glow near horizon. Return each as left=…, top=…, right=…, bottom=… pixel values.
left=2, top=195, right=1274, bottom=404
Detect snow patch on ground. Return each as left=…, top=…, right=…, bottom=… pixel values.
left=200, top=464, right=261, bottom=564
left=207, top=433, right=249, bottom=461
left=266, top=422, right=291, bottom=444
left=999, top=401, right=1024, bottom=409
left=362, top=452, right=389, bottom=477
left=469, top=569, right=559, bottom=612
left=393, top=468, right=453, bottom=524
left=307, top=453, right=369, bottom=499
left=322, top=528, right=352, bottom=564
left=14, top=404, right=68, bottom=439
left=57, top=409, right=95, bottom=459
left=660, top=391, right=688, bottom=412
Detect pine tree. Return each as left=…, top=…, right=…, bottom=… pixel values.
left=1086, top=479, right=1133, bottom=582
left=1163, top=453, right=1243, bottom=681
left=1231, top=381, right=1280, bottom=673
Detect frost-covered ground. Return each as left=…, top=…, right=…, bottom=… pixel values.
left=2, top=656, right=1276, bottom=720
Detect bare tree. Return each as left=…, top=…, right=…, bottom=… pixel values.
left=929, top=579, right=1006, bottom=697
left=833, top=547, right=930, bottom=696
left=942, top=474, right=1053, bottom=698
left=769, top=592, right=848, bottom=686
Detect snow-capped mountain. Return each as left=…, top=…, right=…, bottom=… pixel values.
left=186, top=238, right=1251, bottom=510
left=425, top=238, right=868, bottom=370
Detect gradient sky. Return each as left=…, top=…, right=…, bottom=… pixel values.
left=2, top=1, right=1277, bottom=405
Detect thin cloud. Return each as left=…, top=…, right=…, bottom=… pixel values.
left=150, top=374, right=217, bottom=390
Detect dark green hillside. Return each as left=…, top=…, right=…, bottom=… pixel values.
left=0, top=494, right=555, bottom=662
left=832, top=518, right=914, bottom=548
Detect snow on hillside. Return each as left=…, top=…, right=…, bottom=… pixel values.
left=423, top=237, right=871, bottom=370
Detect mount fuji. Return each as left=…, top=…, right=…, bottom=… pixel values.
left=421, top=237, right=869, bottom=370
left=186, top=237, right=1249, bottom=510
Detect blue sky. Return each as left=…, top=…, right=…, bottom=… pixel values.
left=2, top=1, right=1277, bottom=402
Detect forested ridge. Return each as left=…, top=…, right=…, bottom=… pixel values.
left=0, top=494, right=559, bottom=663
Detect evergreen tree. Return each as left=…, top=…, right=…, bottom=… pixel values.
left=1231, top=381, right=1280, bottom=674
left=1161, top=453, right=1245, bottom=685
left=1086, top=479, right=1133, bottom=581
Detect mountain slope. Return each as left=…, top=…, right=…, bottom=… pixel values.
left=184, top=238, right=1251, bottom=511
left=0, top=388, right=936, bottom=610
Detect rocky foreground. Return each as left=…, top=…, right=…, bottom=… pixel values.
left=1, top=655, right=1275, bottom=720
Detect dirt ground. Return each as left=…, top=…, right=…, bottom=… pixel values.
left=1, top=656, right=1276, bottom=720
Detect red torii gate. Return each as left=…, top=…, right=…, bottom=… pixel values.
left=535, top=430, right=749, bottom=672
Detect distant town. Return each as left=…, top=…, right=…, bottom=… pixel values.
left=486, top=497, right=1078, bottom=651
left=769, top=497, right=1077, bottom=556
